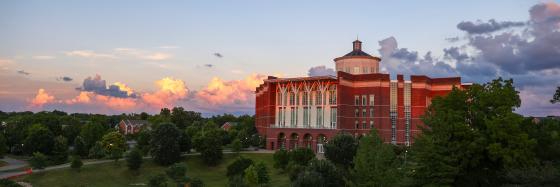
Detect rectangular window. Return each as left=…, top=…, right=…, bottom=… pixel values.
left=362, top=67, right=368, bottom=74
left=353, top=67, right=360, bottom=73
left=362, top=108, right=367, bottom=117
left=302, top=92, right=309, bottom=106
left=289, top=92, right=295, bottom=105
left=315, top=91, right=322, bottom=105
left=355, top=121, right=359, bottom=129
left=316, top=107, right=323, bottom=127
left=370, top=107, right=374, bottom=117
left=303, top=107, right=309, bottom=128
left=354, top=95, right=360, bottom=106
left=355, top=109, right=359, bottom=117
left=329, top=90, right=337, bottom=105
left=362, top=121, right=367, bottom=129
left=278, top=107, right=282, bottom=126
left=277, top=93, right=281, bottom=106
left=370, top=121, right=374, bottom=128
left=330, top=107, right=337, bottom=129
left=369, top=94, right=375, bottom=106
left=362, top=95, right=367, bottom=106
left=290, top=107, right=295, bottom=127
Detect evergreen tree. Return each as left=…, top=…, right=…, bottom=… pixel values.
left=352, top=129, right=400, bottom=186
left=88, top=141, right=105, bottom=159
left=30, top=152, right=48, bottom=169
left=150, top=123, right=181, bottom=165
left=127, top=148, right=143, bottom=171
left=273, top=149, right=289, bottom=171
left=231, top=138, right=242, bottom=154
left=51, top=136, right=69, bottom=164
left=324, top=133, right=357, bottom=168
left=73, top=136, right=88, bottom=157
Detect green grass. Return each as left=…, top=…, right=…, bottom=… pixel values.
left=17, top=153, right=290, bottom=187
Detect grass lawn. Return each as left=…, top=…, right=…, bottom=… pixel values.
left=17, top=153, right=290, bottom=187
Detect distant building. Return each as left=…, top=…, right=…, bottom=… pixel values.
left=255, top=40, right=470, bottom=153
left=118, top=119, right=150, bottom=135
left=222, top=122, right=238, bottom=131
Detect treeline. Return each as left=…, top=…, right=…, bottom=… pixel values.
left=267, top=78, right=560, bottom=187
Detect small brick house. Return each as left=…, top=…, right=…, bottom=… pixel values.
left=221, top=122, right=238, bottom=132
left=118, top=119, right=150, bottom=135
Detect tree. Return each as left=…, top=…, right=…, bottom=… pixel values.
left=227, top=157, right=254, bottom=178
left=231, top=138, right=242, bottom=154
left=109, top=148, right=123, bottom=163
left=0, top=134, right=7, bottom=158
left=289, top=148, right=315, bottom=166
left=88, top=141, right=105, bottom=159
left=136, top=130, right=151, bottom=155
left=80, top=123, right=106, bottom=150
left=73, top=136, right=88, bottom=157
left=189, top=178, right=204, bottom=187
left=193, top=123, right=223, bottom=166
left=166, top=163, right=187, bottom=187
left=148, top=174, right=168, bottom=187
left=551, top=86, right=560, bottom=103
left=30, top=152, right=48, bottom=169
left=150, top=123, right=182, bottom=165
left=101, top=131, right=126, bottom=154
left=352, top=129, right=400, bottom=186
left=0, top=178, right=23, bottom=187
left=23, top=124, right=55, bottom=155
left=273, top=149, right=289, bottom=171
left=179, top=131, right=192, bottom=153
left=127, top=148, right=143, bottom=171
left=51, top=136, right=69, bottom=164
left=70, top=155, right=83, bottom=172
left=293, top=159, right=344, bottom=187
left=61, top=123, right=81, bottom=145
left=411, top=78, right=537, bottom=186
left=244, top=162, right=269, bottom=186
left=324, top=133, right=357, bottom=168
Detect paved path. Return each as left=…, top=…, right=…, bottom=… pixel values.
left=0, top=149, right=274, bottom=179
left=0, top=157, right=27, bottom=172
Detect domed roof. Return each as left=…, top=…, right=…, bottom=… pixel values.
left=334, top=40, right=381, bottom=61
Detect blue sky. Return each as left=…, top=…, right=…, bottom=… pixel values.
left=0, top=0, right=559, bottom=116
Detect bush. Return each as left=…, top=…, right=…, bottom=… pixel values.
left=127, top=148, right=143, bottom=171
left=289, top=148, right=315, bottom=166
left=30, top=152, right=48, bottom=169
left=190, top=177, right=204, bottom=187
left=231, top=138, right=242, bottom=154
left=273, top=149, right=290, bottom=171
left=88, top=141, right=105, bottom=159
left=166, top=163, right=188, bottom=186
left=148, top=174, right=167, bottom=187
left=227, top=157, right=254, bottom=178
left=70, top=155, right=83, bottom=172
left=0, top=179, right=22, bottom=187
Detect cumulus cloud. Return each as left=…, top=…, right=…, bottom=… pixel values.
left=79, top=75, right=137, bottom=98
left=29, top=89, right=55, bottom=107
left=196, top=74, right=266, bottom=106
left=308, top=65, right=336, bottom=77
left=141, top=77, right=189, bottom=108
left=457, top=19, right=525, bottom=34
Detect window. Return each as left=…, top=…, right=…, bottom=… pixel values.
left=371, top=67, right=376, bottom=73
left=355, top=121, right=359, bottom=129
left=278, top=107, right=283, bottom=126
left=345, top=67, right=350, bottom=73
left=370, top=121, right=374, bottom=128
left=303, top=107, right=309, bottom=128
left=290, top=107, right=295, bottom=127
left=362, top=108, right=367, bottom=117
left=283, top=93, right=287, bottom=106
left=362, top=121, right=367, bottom=129
left=315, top=91, right=322, bottom=105
left=355, top=109, right=359, bottom=117
left=370, top=107, right=374, bottom=117
left=316, top=107, right=323, bottom=127
left=289, top=92, right=295, bottom=105
left=330, top=107, right=337, bottom=128
left=277, top=93, right=282, bottom=106
left=362, top=95, right=367, bottom=106
left=362, top=67, right=368, bottom=74
left=353, top=67, right=360, bottom=73
left=302, top=92, right=309, bottom=106
left=369, top=94, right=375, bottom=106
left=354, top=95, right=360, bottom=106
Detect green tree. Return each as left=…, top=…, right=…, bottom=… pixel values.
left=148, top=174, right=168, bottom=187
left=324, top=133, right=357, bottom=168
left=289, top=147, right=315, bottom=166
left=61, top=123, right=81, bottom=145
left=30, top=152, right=48, bottom=169
left=101, top=131, right=126, bottom=153
left=80, top=123, right=106, bottom=150
left=110, top=148, right=123, bottom=163
left=166, top=163, right=187, bottom=187
left=23, top=124, right=55, bottom=155
left=51, top=136, right=69, bottom=164
left=70, top=155, right=83, bottom=172
left=352, top=129, right=400, bottom=186
left=244, top=162, right=269, bottom=186
left=127, top=148, right=143, bottom=171
left=0, top=134, right=7, bottom=158
left=293, top=159, right=344, bottom=187
left=179, top=131, right=192, bottom=153
left=193, top=123, right=223, bottom=166
left=0, top=178, right=23, bottom=187
left=189, top=178, right=204, bottom=187
left=273, top=149, right=289, bottom=171
left=73, top=136, right=88, bottom=157
left=231, top=138, right=242, bottom=154
left=136, top=130, right=151, bottom=155
left=150, top=123, right=182, bottom=165
left=411, top=78, right=537, bottom=186
left=88, top=141, right=105, bottom=159
left=227, top=157, right=254, bottom=178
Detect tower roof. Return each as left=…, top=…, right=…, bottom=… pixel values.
left=334, top=40, right=381, bottom=61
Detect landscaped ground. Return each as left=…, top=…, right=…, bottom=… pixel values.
left=17, top=153, right=290, bottom=187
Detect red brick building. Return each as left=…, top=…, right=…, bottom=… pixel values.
left=255, top=40, right=469, bottom=153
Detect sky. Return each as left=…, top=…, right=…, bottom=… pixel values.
left=0, top=0, right=559, bottom=116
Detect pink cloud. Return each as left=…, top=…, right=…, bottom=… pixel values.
left=29, top=88, right=55, bottom=107
left=196, top=74, right=266, bottom=106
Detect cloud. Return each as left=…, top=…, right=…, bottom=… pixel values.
left=57, top=76, right=73, bottom=82
left=79, top=74, right=136, bottom=98
left=196, top=74, right=266, bottom=106
left=141, top=77, right=189, bottom=108
left=17, top=70, right=30, bottom=75
left=65, top=50, right=116, bottom=59
left=158, top=45, right=180, bottom=49
left=32, top=56, right=55, bottom=60
left=214, top=53, right=223, bottom=58
left=204, top=64, right=213, bottom=68
left=114, top=48, right=172, bottom=61
left=29, top=89, right=55, bottom=107
left=457, top=19, right=526, bottom=34
left=445, top=36, right=460, bottom=42
left=308, top=65, right=336, bottom=77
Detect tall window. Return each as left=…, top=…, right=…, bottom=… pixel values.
left=289, top=92, right=295, bottom=105
left=329, top=85, right=337, bottom=105
left=370, top=120, right=374, bottom=128
left=355, top=121, right=359, bottom=129
left=370, top=107, right=374, bottom=117
left=362, top=121, right=367, bottom=129
left=361, top=95, right=367, bottom=106
left=369, top=94, right=375, bottom=106
left=315, top=91, right=322, bottom=105
left=303, top=107, right=309, bottom=128
left=330, top=107, right=337, bottom=129
left=362, top=108, right=367, bottom=117
left=277, top=93, right=282, bottom=106
left=354, top=95, right=360, bottom=106
left=278, top=107, right=282, bottom=126
left=290, top=107, right=295, bottom=127
left=355, top=109, right=359, bottom=117
left=316, top=107, right=323, bottom=127
left=302, top=92, right=309, bottom=106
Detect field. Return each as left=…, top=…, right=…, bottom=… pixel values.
left=17, top=153, right=290, bottom=187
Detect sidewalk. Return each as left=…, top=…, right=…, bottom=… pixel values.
left=0, top=157, right=27, bottom=172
